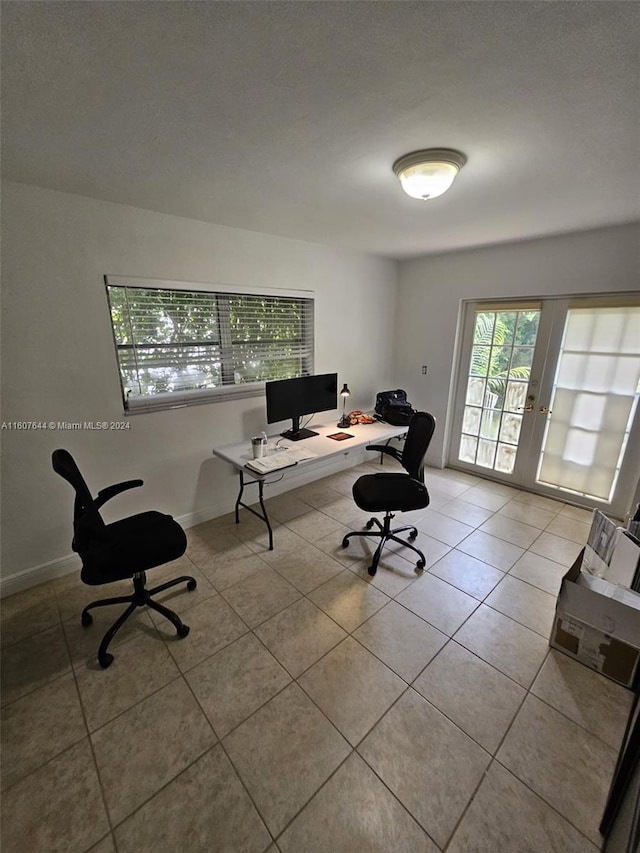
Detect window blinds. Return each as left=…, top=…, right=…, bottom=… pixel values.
left=105, top=279, right=315, bottom=413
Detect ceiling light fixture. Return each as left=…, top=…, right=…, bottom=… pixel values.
left=392, top=149, right=467, bottom=200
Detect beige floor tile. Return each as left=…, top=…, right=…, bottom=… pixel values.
left=396, top=573, right=479, bottom=636
left=447, top=761, right=599, bottom=853
left=186, top=632, right=291, bottom=737
left=423, top=472, right=472, bottom=498
left=1, top=671, right=86, bottom=790
left=143, top=563, right=216, bottom=622
left=75, top=631, right=181, bottom=731
left=531, top=650, right=634, bottom=750
left=428, top=549, right=504, bottom=600
left=512, top=491, right=564, bottom=513
left=285, top=508, right=346, bottom=543
left=528, top=531, right=583, bottom=566
left=298, top=637, right=406, bottom=745
left=545, top=513, right=591, bottom=544
left=115, top=745, right=271, bottom=853
left=265, top=491, right=315, bottom=522
left=497, top=694, right=617, bottom=845
left=497, top=499, right=556, bottom=530
left=221, top=566, right=302, bottom=628
left=457, top=487, right=511, bottom=512
left=0, top=739, right=109, bottom=853
left=353, top=600, right=447, bottom=682
left=194, top=550, right=267, bottom=590
left=294, top=480, right=343, bottom=508
left=415, top=509, right=475, bottom=547
left=258, top=527, right=312, bottom=565
left=479, top=514, right=542, bottom=549
left=412, top=641, right=525, bottom=753
left=348, top=550, right=429, bottom=597
left=63, top=605, right=157, bottom=669
left=436, top=498, right=495, bottom=528
left=278, top=752, right=438, bottom=853
left=559, top=503, right=594, bottom=523
left=223, top=683, right=351, bottom=836
left=0, top=581, right=60, bottom=649
left=485, top=574, right=557, bottom=637
left=457, top=529, right=524, bottom=571
left=508, top=550, right=569, bottom=595
left=359, top=688, right=490, bottom=848
left=53, top=571, right=132, bottom=623
left=0, top=624, right=71, bottom=707
left=316, top=495, right=367, bottom=525
left=454, top=605, right=548, bottom=688
left=88, top=835, right=117, bottom=853
left=255, top=597, right=346, bottom=678
left=92, top=677, right=216, bottom=825
left=307, top=569, right=389, bottom=632
left=268, top=545, right=344, bottom=594
left=313, top=523, right=366, bottom=568
left=163, top=594, right=249, bottom=672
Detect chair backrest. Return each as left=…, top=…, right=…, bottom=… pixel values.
left=52, top=449, right=105, bottom=551
left=400, top=412, right=436, bottom=480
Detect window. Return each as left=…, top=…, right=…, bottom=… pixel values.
left=105, top=276, right=314, bottom=413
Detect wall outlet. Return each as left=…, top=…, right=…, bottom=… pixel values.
left=421, top=365, right=428, bottom=374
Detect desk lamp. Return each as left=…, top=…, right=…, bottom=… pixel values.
left=337, top=383, right=351, bottom=428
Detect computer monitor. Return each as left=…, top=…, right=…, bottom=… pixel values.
left=266, top=373, right=338, bottom=440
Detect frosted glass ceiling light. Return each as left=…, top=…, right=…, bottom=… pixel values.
left=393, top=149, right=467, bottom=200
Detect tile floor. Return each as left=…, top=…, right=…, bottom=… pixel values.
left=1, top=460, right=634, bottom=852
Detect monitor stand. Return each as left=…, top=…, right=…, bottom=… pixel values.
left=281, top=417, right=318, bottom=441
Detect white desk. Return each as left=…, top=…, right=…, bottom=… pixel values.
left=212, top=420, right=407, bottom=549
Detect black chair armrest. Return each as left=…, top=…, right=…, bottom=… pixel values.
left=95, top=480, right=143, bottom=509
left=366, top=444, right=403, bottom=463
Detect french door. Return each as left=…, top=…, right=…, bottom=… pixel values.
left=449, top=296, right=640, bottom=518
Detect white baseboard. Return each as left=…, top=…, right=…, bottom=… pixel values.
left=1, top=450, right=365, bottom=598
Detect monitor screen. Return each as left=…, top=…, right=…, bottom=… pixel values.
left=266, top=373, right=338, bottom=440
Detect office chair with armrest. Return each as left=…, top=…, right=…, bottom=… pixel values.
left=52, top=449, right=196, bottom=668
left=342, top=412, right=436, bottom=576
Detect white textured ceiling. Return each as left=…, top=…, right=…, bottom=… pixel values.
left=2, top=1, right=638, bottom=259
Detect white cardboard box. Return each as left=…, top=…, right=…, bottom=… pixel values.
left=549, top=548, right=640, bottom=688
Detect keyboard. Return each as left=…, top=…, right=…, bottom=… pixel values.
left=244, top=445, right=317, bottom=475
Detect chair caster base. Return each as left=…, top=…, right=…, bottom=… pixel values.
left=342, top=538, right=349, bottom=548
left=416, top=560, right=426, bottom=572
left=177, top=624, right=190, bottom=639
left=368, top=565, right=377, bottom=577
left=187, top=579, right=197, bottom=592
left=99, top=653, right=114, bottom=669
left=81, top=611, right=93, bottom=627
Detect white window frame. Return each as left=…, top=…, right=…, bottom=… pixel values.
left=105, top=275, right=315, bottom=414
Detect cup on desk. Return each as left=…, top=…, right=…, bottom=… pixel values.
left=251, top=436, right=267, bottom=458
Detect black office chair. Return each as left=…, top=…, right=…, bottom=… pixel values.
left=342, top=412, right=436, bottom=576
left=52, top=449, right=196, bottom=668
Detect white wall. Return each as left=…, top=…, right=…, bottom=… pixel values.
left=394, top=223, right=640, bottom=466
left=0, top=182, right=399, bottom=593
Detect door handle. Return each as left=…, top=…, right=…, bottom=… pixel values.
left=539, top=406, right=552, bottom=414
left=517, top=404, right=534, bottom=412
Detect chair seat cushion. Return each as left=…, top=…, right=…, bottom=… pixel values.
left=352, top=473, right=430, bottom=514
left=80, top=511, right=187, bottom=585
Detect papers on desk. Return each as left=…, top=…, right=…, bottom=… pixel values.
left=244, top=445, right=318, bottom=475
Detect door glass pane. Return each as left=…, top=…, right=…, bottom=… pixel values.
left=458, top=307, right=541, bottom=474
left=537, top=306, right=640, bottom=502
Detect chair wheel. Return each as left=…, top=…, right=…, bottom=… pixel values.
left=342, top=538, right=349, bottom=548
left=187, top=579, right=197, bottom=592
left=366, top=519, right=374, bottom=530
left=416, top=560, right=426, bottom=571
left=99, top=653, right=114, bottom=669
left=409, top=529, right=418, bottom=540
left=81, top=611, right=93, bottom=627
left=177, top=624, right=190, bottom=639
left=368, top=565, right=377, bottom=576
